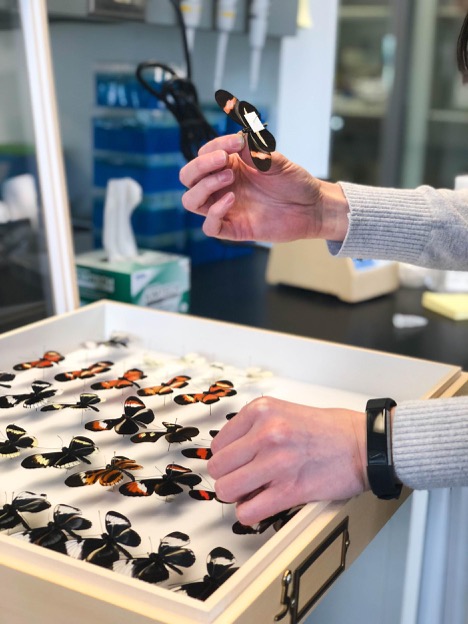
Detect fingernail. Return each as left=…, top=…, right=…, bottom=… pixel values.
left=213, top=151, right=227, bottom=166
left=219, top=169, right=233, bottom=183
left=229, top=133, right=245, bottom=150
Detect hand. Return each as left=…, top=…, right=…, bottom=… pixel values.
left=207, top=396, right=369, bottom=526
left=179, top=134, right=349, bottom=244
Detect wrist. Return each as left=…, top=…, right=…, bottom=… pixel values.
left=316, top=180, right=350, bottom=242
left=350, top=410, right=370, bottom=492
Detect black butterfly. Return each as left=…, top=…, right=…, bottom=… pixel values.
left=130, top=422, right=199, bottom=445
left=232, top=506, right=303, bottom=535
left=119, top=464, right=202, bottom=498
left=83, top=333, right=129, bottom=349
left=21, top=436, right=97, bottom=469
left=0, top=380, right=58, bottom=409
left=84, top=396, right=154, bottom=435
left=0, top=424, right=37, bottom=459
left=67, top=511, right=141, bottom=568
left=16, top=504, right=92, bottom=554
left=41, top=393, right=101, bottom=413
left=176, top=547, right=238, bottom=601
left=215, top=89, right=276, bottom=172
left=114, top=531, right=196, bottom=584
left=0, top=372, right=15, bottom=388
left=0, top=492, right=51, bottom=532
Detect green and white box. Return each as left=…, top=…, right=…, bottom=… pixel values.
left=76, top=249, right=190, bottom=312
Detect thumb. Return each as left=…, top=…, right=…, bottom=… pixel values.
left=238, top=136, right=289, bottom=175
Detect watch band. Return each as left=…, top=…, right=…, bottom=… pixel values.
left=366, top=398, right=402, bottom=500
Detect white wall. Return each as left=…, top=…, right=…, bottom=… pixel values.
left=277, top=0, right=338, bottom=178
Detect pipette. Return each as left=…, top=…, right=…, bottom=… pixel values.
left=180, top=0, right=203, bottom=53
left=213, top=0, right=240, bottom=91
left=249, top=0, right=271, bottom=92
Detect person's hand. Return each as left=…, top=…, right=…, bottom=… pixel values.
left=179, top=134, right=349, bottom=244
left=207, top=396, right=368, bottom=525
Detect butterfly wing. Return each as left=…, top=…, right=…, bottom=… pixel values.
left=24, top=436, right=96, bottom=469
left=13, top=492, right=51, bottom=514
left=139, top=375, right=191, bottom=396
left=84, top=418, right=121, bottom=432
left=173, top=392, right=204, bottom=405
left=0, top=425, right=36, bottom=458
left=68, top=537, right=118, bottom=568
left=0, top=392, right=30, bottom=408
left=65, top=468, right=106, bottom=487
left=159, top=531, right=196, bottom=571
left=0, top=372, right=15, bottom=387
left=165, top=426, right=200, bottom=443
left=246, top=132, right=272, bottom=172
left=75, top=393, right=101, bottom=410
left=215, top=89, right=245, bottom=127
left=181, top=447, right=212, bottom=460
left=118, top=396, right=154, bottom=435
left=119, top=478, right=161, bottom=497
left=189, top=489, right=218, bottom=501
left=106, top=511, right=141, bottom=548
left=130, top=431, right=166, bottom=444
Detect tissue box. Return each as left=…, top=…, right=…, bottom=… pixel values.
left=76, top=249, right=190, bottom=312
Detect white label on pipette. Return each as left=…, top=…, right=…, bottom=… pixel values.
left=244, top=110, right=265, bottom=133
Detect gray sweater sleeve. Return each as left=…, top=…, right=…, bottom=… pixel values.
left=328, top=182, right=468, bottom=270
left=328, top=182, right=468, bottom=490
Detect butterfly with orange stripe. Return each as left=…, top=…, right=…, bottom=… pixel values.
left=90, top=368, right=146, bottom=391
left=13, top=351, right=64, bottom=371
left=173, top=380, right=236, bottom=406
left=137, top=375, right=191, bottom=397
left=55, top=361, right=113, bottom=382
left=65, top=456, right=143, bottom=487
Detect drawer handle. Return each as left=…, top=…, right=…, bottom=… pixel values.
left=274, top=569, right=293, bottom=621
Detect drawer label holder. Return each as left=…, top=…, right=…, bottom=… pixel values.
left=275, top=517, right=350, bottom=623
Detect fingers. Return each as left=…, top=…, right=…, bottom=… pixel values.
left=182, top=168, right=234, bottom=216
left=179, top=133, right=245, bottom=189
left=198, top=133, right=245, bottom=157
left=201, top=193, right=236, bottom=238
left=236, top=486, right=298, bottom=527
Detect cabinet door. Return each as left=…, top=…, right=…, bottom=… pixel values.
left=0, top=0, right=77, bottom=331
left=330, top=0, right=408, bottom=186
left=402, top=0, right=468, bottom=189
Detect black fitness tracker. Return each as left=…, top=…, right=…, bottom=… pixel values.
left=366, top=398, right=402, bottom=500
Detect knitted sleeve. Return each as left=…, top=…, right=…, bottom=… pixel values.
left=326, top=182, right=468, bottom=489
left=393, top=397, right=468, bottom=489
left=328, top=182, right=468, bottom=270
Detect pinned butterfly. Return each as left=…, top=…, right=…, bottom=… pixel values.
left=215, top=89, right=276, bottom=172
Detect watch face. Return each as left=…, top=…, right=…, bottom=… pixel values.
left=371, top=410, right=385, bottom=434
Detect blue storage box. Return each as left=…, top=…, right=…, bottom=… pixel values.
left=93, top=152, right=185, bottom=194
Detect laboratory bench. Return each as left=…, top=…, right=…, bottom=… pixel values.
left=190, top=246, right=468, bottom=371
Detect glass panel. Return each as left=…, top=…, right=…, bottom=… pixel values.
left=424, top=2, right=468, bottom=187
left=0, top=1, right=54, bottom=330
left=330, top=0, right=397, bottom=185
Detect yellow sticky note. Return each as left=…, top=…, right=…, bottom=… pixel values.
left=422, top=292, right=468, bottom=321
left=297, top=0, right=313, bottom=29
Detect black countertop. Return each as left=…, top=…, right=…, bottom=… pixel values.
left=190, top=247, right=468, bottom=370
